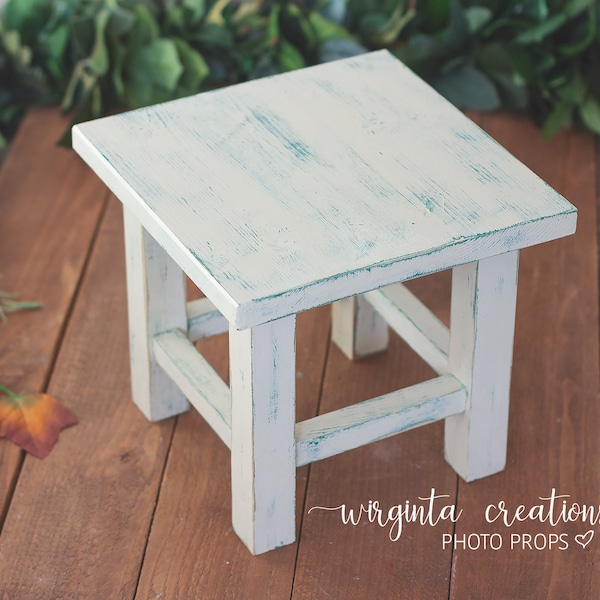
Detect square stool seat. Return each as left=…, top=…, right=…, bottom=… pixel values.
left=73, top=50, right=577, bottom=555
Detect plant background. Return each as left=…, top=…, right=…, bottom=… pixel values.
left=0, top=0, right=599, bottom=149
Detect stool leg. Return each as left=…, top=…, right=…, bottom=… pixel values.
left=331, top=295, right=389, bottom=360
left=123, top=207, right=188, bottom=421
left=229, top=316, right=296, bottom=555
left=445, top=251, right=519, bottom=482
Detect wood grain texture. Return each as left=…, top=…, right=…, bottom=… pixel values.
left=331, top=295, right=389, bottom=359
left=230, top=316, right=297, bottom=554
left=0, top=108, right=108, bottom=525
left=73, top=51, right=576, bottom=329
left=123, top=208, right=188, bottom=421
left=0, top=105, right=596, bottom=598
left=445, top=251, right=519, bottom=482
left=295, top=374, right=466, bottom=467
left=154, top=328, right=231, bottom=447
left=449, top=114, right=599, bottom=599
left=293, top=327, right=457, bottom=599
left=134, top=306, right=331, bottom=598
left=0, top=197, right=175, bottom=598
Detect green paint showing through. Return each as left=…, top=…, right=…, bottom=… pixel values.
left=251, top=109, right=313, bottom=162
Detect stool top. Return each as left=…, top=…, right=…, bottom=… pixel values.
left=74, top=50, right=576, bottom=329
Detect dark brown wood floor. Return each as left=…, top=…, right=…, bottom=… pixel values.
left=0, top=108, right=598, bottom=599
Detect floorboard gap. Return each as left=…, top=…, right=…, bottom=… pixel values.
left=447, top=475, right=460, bottom=600
left=0, top=188, right=112, bottom=537
left=40, top=189, right=113, bottom=393
left=0, top=450, right=24, bottom=534
left=289, top=314, right=332, bottom=599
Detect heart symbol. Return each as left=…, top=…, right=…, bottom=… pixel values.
left=574, top=530, right=594, bottom=549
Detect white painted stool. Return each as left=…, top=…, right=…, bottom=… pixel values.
left=73, top=50, right=577, bottom=555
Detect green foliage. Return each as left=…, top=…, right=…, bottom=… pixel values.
left=0, top=0, right=598, bottom=149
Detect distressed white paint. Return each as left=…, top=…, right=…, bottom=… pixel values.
left=331, top=295, right=389, bottom=359
left=73, top=51, right=579, bottom=554
left=73, top=50, right=576, bottom=331
left=123, top=207, right=188, bottom=421
left=229, top=316, right=296, bottom=555
left=186, top=297, right=228, bottom=342
left=153, top=328, right=231, bottom=447
left=445, top=251, right=519, bottom=481
left=296, top=375, right=466, bottom=467
left=363, top=283, right=450, bottom=374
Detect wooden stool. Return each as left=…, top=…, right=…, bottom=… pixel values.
left=73, top=50, right=577, bottom=555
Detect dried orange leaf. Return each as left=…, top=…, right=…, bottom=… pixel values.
left=0, top=385, right=77, bottom=458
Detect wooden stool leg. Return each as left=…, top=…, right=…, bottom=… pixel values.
left=331, top=295, right=389, bottom=360
left=445, top=251, right=519, bottom=482
left=229, top=316, right=297, bottom=555
left=123, top=207, right=188, bottom=421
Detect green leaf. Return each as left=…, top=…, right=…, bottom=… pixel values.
left=367, top=5, right=416, bottom=46
left=518, top=0, right=549, bottom=21
left=4, top=0, right=51, bottom=44
left=42, top=23, right=70, bottom=60
left=69, top=14, right=95, bottom=58
left=277, top=39, right=305, bottom=72
left=542, top=98, right=573, bottom=138
left=558, top=72, right=586, bottom=103
left=183, top=0, right=206, bottom=24
left=476, top=42, right=512, bottom=73
left=419, top=0, right=451, bottom=32
left=59, top=83, right=103, bottom=146
left=565, top=0, right=596, bottom=18
left=358, top=13, right=389, bottom=38
left=61, top=60, right=96, bottom=112
left=107, top=35, right=127, bottom=103
left=131, top=39, right=184, bottom=93
left=173, top=38, right=209, bottom=95
left=490, top=73, right=529, bottom=109
left=268, top=3, right=280, bottom=44
left=0, top=291, right=41, bottom=319
left=508, top=47, right=540, bottom=83
left=559, top=7, right=596, bottom=57
left=580, top=96, right=600, bottom=133
left=432, top=63, right=501, bottom=111
left=308, top=12, right=352, bottom=43
left=41, top=24, right=70, bottom=80
left=516, top=13, right=567, bottom=44
left=128, top=4, right=160, bottom=52
left=476, top=43, right=528, bottom=109
left=205, top=0, right=232, bottom=26
left=392, top=33, right=442, bottom=77
left=60, top=8, right=112, bottom=112
left=464, top=7, right=493, bottom=34
left=283, top=4, right=319, bottom=51
left=441, top=1, right=469, bottom=50
left=192, top=23, right=234, bottom=48
left=3, top=30, right=32, bottom=67
left=107, top=6, right=137, bottom=38
left=88, top=9, right=111, bottom=75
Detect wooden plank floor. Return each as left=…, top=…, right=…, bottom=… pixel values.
left=0, top=108, right=598, bottom=599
